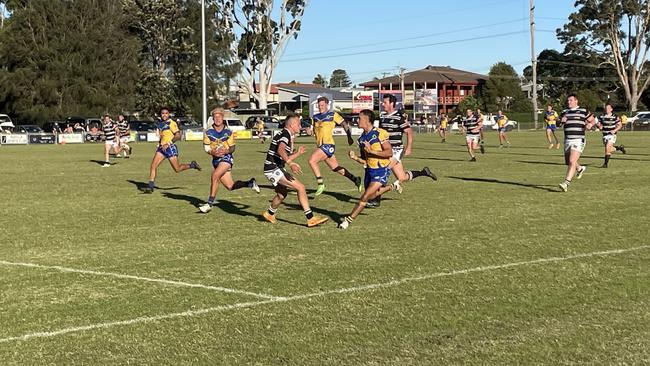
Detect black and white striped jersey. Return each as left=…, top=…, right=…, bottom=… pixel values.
left=103, top=121, right=116, bottom=141
left=598, top=114, right=620, bottom=135
left=117, top=120, right=129, bottom=136
left=463, top=115, right=480, bottom=135
left=264, top=129, right=293, bottom=171
left=561, top=107, right=592, bottom=140
left=378, top=110, right=410, bottom=147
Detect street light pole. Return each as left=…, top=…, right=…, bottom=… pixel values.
left=530, top=0, right=538, bottom=129
left=201, top=0, right=208, bottom=130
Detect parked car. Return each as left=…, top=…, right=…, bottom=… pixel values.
left=625, top=111, right=650, bottom=124
left=245, top=115, right=284, bottom=130
left=14, top=125, right=44, bottom=134
left=176, top=116, right=201, bottom=130
left=0, top=114, right=15, bottom=133
left=42, top=121, right=64, bottom=133
left=225, top=118, right=246, bottom=132
left=299, top=118, right=313, bottom=136
left=129, top=120, right=156, bottom=132
left=344, top=114, right=360, bottom=127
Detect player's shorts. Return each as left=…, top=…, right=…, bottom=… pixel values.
left=498, top=126, right=507, bottom=133
left=364, top=166, right=390, bottom=187
left=319, top=144, right=336, bottom=158
left=602, top=134, right=617, bottom=145
left=466, top=134, right=480, bottom=144
left=546, top=124, right=557, bottom=131
left=440, top=123, right=447, bottom=130
left=390, top=146, right=404, bottom=162
left=104, top=139, right=118, bottom=148
left=564, top=138, right=585, bottom=153
left=119, top=136, right=130, bottom=144
left=212, top=154, right=234, bottom=169
left=264, top=167, right=294, bottom=187
left=156, top=143, right=179, bottom=159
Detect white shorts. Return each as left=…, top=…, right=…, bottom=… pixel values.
left=264, top=168, right=288, bottom=187
left=466, top=135, right=480, bottom=144
left=564, top=138, right=585, bottom=153
left=105, top=140, right=118, bottom=148
left=120, top=136, right=130, bottom=144
left=390, top=147, right=404, bottom=163
left=602, top=134, right=617, bottom=145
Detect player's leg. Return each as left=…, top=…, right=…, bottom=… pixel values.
left=263, top=184, right=288, bottom=224
left=308, top=148, right=328, bottom=195
left=546, top=128, right=553, bottom=147
left=103, top=142, right=112, bottom=166
left=220, top=169, right=258, bottom=192
left=560, top=146, right=582, bottom=191
left=144, top=151, right=166, bottom=193
left=281, top=176, right=328, bottom=227
left=324, top=154, right=362, bottom=191
left=552, top=129, right=560, bottom=148
left=466, top=137, right=476, bottom=161
left=199, top=162, right=229, bottom=213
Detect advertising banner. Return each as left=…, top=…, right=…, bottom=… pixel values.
left=233, top=130, right=252, bottom=139
left=414, top=89, right=438, bottom=113
left=378, top=90, right=403, bottom=112
left=184, top=130, right=204, bottom=141
left=1, top=134, right=28, bottom=144
left=58, top=133, right=84, bottom=144
left=352, top=91, right=373, bottom=113
left=29, top=134, right=56, bottom=144
left=147, top=132, right=159, bottom=142
left=309, top=93, right=334, bottom=117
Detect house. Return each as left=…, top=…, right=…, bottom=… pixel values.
left=360, top=65, right=488, bottom=114
left=238, top=83, right=352, bottom=114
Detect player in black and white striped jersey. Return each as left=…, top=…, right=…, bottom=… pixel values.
left=116, top=114, right=131, bottom=158
left=262, top=113, right=328, bottom=228
left=367, top=94, right=436, bottom=207
left=597, top=104, right=626, bottom=168
left=101, top=114, right=120, bottom=167
left=558, top=94, right=596, bottom=192
left=462, top=108, right=482, bottom=161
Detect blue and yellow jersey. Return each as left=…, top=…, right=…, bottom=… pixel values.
left=358, top=127, right=390, bottom=169
left=545, top=110, right=558, bottom=125
left=440, top=116, right=448, bottom=128
left=157, top=119, right=180, bottom=145
left=203, top=126, right=235, bottom=151
left=496, top=114, right=508, bottom=127
left=312, top=111, right=345, bottom=146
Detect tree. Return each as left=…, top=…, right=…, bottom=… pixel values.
left=329, top=69, right=351, bottom=88
left=312, top=73, right=327, bottom=87
left=558, top=0, right=650, bottom=112
left=0, top=0, right=140, bottom=123
left=482, top=62, right=522, bottom=111
left=215, top=0, right=306, bottom=109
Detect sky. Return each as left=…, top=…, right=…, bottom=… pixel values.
left=274, top=0, right=575, bottom=85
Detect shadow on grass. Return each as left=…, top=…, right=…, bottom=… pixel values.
left=161, top=192, right=203, bottom=206
left=515, top=160, right=566, bottom=166
left=126, top=180, right=183, bottom=193
left=447, top=176, right=558, bottom=192
left=90, top=159, right=114, bottom=166
left=409, top=156, right=470, bottom=162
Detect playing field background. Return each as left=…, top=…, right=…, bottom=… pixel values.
left=1, top=131, right=649, bottom=364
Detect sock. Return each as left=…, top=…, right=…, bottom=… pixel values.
left=247, top=178, right=254, bottom=187
left=267, top=206, right=277, bottom=216
left=304, top=210, right=314, bottom=220
left=316, top=176, right=324, bottom=185
left=148, top=181, right=155, bottom=189
left=207, top=196, right=215, bottom=205
left=345, top=216, right=354, bottom=223
left=408, top=170, right=426, bottom=180
left=615, top=145, right=622, bottom=151
left=340, top=167, right=357, bottom=183
left=604, top=154, right=611, bottom=165
left=564, top=179, right=571, bottom=185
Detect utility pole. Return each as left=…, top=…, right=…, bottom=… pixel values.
left=530, top=0, right=538, bottom=129
left=399, top=67, right=405, bottom=112
left=201, top=0, right=207, bottom=129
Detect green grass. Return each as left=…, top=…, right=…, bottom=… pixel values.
left=1, top=131, right=649, bottom=364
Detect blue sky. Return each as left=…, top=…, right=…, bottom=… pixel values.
left=274, top=0, right=575, bottom=85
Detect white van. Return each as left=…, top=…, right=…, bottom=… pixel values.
left=0, top=114, right=15, bottom=133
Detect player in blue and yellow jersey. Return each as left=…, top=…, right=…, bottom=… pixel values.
left=438, top=113, right=448, bottom=143
left=198, top=108, right=260, bottom=213
left=545, top=104, right=560, bottom=149
left=308, top=96, right=362, bottom=196
left=338, top=109, right=397, bottom=229
left=143, top=106, right=201, bottom=194
left=496, top=110, right=510, bottom=148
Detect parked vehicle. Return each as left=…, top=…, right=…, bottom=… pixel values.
left=0, top=114, right=15, bottom=133
left=225, top=118, right=246, bottom=132
left=42, top=121, right=64, bottom=133
left=176, top=116, right=201, bottom=130
left=245, top=115, right=284, bottom=130
left=299, top=118, right=313, bottom=136
left=14, top=125, right=44, bottom=134
left=129, top=120, right=156, bottom=132
left=344, top=114, right=359, bottom=127
left=625, top=111, right=650, bottom=124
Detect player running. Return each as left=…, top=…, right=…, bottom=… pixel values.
left=198, top=108, right=260, bottom=213
left=545, top=105, right=560, bottom=149
left=116, top=114, right=132, bottom=158
left=438, top=113, right=448, bottom=143
left=262, top=113, right=328, bottom=227
left=496, top=110, right=510, bottom=148
left=596, top=103, right=626, bottom=168
left=338, top=109, right=397, bottom=229
left=476, top=108, right=486, bottom=154
left=143, top=106, right=201, bottom=194
left=558, top=94, right=595, bottom=192
left=308, top=96, right=362, bottom=196
left=462, top=108, right=483, bottom=162
left=101, top=114, right=119, bottom=167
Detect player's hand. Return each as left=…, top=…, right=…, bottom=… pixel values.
left=561, top=116, right=568, bottom=123
left=362, top=141, right=371, bottom=151
left=297, top=145, right=306, bottom=154
left=290, top=162, right=302, bottom=174
left=348, top=150, right=357, bottom=160
left=404, top=147, right=412, bottom=156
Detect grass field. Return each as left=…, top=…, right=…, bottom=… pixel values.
left=1, top=130, right=649, bottom=365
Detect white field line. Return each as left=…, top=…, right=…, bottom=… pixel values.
left=1, top=245, right=647, bottom=344
left=0, top=260, right=283, bottom=301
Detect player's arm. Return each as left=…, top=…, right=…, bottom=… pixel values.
left=612, top=117, right=623, bottom=134
left=335, top=113, right=354, bottom=145
left=404, top=126, right=413, bottom=155
left=279, top=141, right=305, bottom=173
left=348, top=150, right=366, bottom=165
left=585, top=113, right=596, bottom=130
left=363, top=140, right=392, bottom=159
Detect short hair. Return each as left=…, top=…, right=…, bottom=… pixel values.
left=316, top=96, right=329, bottom=104
left=567, top=93, right=578, bottom=100
left=211, top=107, right=224, bottom=116
left=160, top=106, right=171, bottom=113
left=103, top=114, right=111, bottom=118
left=605, top=103, right=613, bottom=108
left=284, top=112, right=301, bottom=123
left=359, top=109, right=374, bottom=121
left=382, top=94, right=397, bottom=106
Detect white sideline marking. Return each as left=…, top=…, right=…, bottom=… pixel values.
left=0, top=260, right=283, bottom=301
left=1, top=245, right=647, bottom=344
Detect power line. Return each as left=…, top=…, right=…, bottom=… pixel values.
left=285, top=18, right=527, bottom=57
left=282, top=31, right=528, bottom=63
